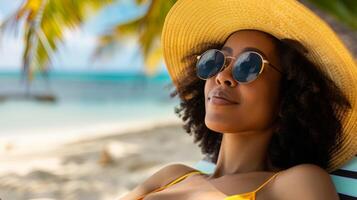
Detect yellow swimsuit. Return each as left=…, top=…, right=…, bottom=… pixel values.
left=136, top=170, right=280, bottom=200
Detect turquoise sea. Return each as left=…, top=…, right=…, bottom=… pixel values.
left=0, top=71, right=180, bottom=137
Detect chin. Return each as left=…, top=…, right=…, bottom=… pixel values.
left=205, top=118, right=243, bottom=133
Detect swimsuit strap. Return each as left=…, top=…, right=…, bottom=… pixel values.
left=150, top=170, right=204, bottom=193
left=135, top=170, right=204, bottom=200
left=252, top=171, right=281, bottom=193
left=164, top=170, right=204, bottom=188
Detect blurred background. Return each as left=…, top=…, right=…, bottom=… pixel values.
left=0, top=0, right=356, bottom=199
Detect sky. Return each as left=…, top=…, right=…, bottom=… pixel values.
left=0, top=0, right=167, bottom=74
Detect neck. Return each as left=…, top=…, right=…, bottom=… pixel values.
left=208, top=128, right=277, bottom=179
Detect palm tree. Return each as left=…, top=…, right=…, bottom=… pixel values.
left=0, top=0, right=113, bottom=95
left=95, top=0, right=176, bottom=76
left=0, top=0, right=356, bottom=86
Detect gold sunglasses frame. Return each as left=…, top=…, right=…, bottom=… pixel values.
left=196, top=49, right=283, bottom=84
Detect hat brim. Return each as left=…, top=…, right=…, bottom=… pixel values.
left=161, top=0, right=357, bottom=172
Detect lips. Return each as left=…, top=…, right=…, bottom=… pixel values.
left=208, top=88, right=239, bottom=105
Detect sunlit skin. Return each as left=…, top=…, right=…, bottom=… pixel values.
left=122, top=29, right=340, bottom=200
left=204, top=30, right=284, bottom=178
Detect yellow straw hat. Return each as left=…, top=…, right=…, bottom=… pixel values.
left=161, top=0, right=357, bottom=172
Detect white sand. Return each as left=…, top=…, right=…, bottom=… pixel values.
left=0, top=121, right=204, bottom=200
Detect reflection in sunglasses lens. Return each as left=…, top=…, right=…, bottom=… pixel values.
left=197, top=50, right=225, bottom=79
left=232, top=52, right=262, bottom=83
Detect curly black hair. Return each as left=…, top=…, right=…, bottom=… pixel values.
left=168, top=32, right=352, bottom=170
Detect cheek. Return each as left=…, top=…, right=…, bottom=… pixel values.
left=241, top=76, right=280, bottom=129
left=241, top=82, right=281, bottom=129
left=204, top=79, right=214, bottom=103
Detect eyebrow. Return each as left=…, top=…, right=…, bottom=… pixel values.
left=222, top=46, right=268, bottom=59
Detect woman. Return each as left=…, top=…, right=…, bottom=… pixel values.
left=120, top=0, right=357, bottom=199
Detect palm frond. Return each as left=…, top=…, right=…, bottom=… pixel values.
left=95, top=0, right=177, bottom=75
left=0, top=0, right=114, bottom=82
left=307, top=0, right=357, bottom=29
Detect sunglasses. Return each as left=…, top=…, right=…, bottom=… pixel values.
left=196, top=49, right=284, bottom=84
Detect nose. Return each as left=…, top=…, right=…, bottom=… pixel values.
left=215, top=62, right=238, bottom=87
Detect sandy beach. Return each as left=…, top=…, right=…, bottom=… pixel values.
left=0, top=121, right=204, bottom=200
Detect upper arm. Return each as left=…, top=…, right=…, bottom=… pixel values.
left=276, top=164, right=339, bottom=200
left=119, top=163, right=196, bottom=200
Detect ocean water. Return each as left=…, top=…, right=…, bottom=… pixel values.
left=0, top=71, right=181, bottom=137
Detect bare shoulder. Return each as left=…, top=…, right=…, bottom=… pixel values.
left=119, top=163, right=197, bottom=200
left=274, top=164, right=339, bottom=200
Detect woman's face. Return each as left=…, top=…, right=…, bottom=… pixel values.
left=204, top=30, right=284, bottom=134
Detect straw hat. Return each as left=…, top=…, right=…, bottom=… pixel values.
left=161, top=0, right=357, bottom=172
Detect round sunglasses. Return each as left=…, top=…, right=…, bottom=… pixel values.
left=196, top=49, right=283, bottom=84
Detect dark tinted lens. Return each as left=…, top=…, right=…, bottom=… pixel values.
left=196, top=49, right=225, bottom=79
left=232, top=52, right=263, bottom=83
